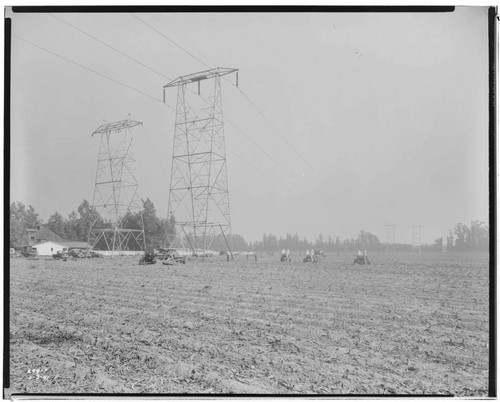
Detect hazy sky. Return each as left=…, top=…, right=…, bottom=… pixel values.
left=8, top=7, right=490, bottom=244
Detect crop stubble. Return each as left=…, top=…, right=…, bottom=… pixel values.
left=8, top=252, right=489, bottom=395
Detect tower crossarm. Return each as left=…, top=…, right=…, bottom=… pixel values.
left=164, top=67, right=238, bottom=88
left=92, top=119, right=143, bottom=136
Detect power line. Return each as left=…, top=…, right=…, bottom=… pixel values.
left=130, top=14, right=212, bottom=70
left=224, top=117, right=301, bottom=183
left=14, top=106, right=100, bottom=123
left=229, top=149, right=293, bottom=191
left=49, top=13, right=173, bottom=81
left=13, top=35, right=175, bottom=110
left=128, top=18, right=305, bottom=184
left=235, top=86, right=319, bottom=173
left=11, top=137, right=90, bottom=146
left=129, top=17, right=321, bottom=179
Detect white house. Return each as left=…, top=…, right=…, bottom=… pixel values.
left=32, top=240, right=90, bottom=256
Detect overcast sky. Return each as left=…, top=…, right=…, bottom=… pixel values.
left=9, top=7, right=489, bottom=244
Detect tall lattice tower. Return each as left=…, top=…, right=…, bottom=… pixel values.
left=88, top=119, right=146, bottom=256
left=163, top=67, right=238, bottom=257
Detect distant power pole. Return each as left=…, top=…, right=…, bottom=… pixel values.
left=411, top=225, right=423, bottom=252
left=163, top=67, right=238, bottom=257
left=385, top=224, right=397, bottom=251
left=88, top=119, right=146, bottom=257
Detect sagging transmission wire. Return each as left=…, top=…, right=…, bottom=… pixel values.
left=129, top=13, right=306, bottom=186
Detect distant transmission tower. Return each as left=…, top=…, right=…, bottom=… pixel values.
left=163, top=67, right=238, bottom=257
left=411, top=225, right=423, bottom=252
left=88, top=119, right=146, bottom=256
left=385, top=224, right=397, bottom=251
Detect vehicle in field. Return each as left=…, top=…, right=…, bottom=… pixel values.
left=280, top=249, right=291, bottom=262
left=53, top=250, right=69, bottom=261
left=354, top=249, right=370, bottom=265
left=86, top=250, right=104, bottom=258
left=139, top=250, right=157, bottom=265
left=69, top=248, right=86, bottom=258
left=18, top=246, right=37, bottom=258
left=160, top=248, right=187, bottom=265
left=10, top=248, right=22, bottom=258
left=312, top=250, right=325, bottom=262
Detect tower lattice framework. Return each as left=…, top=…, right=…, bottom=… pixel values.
left=164, top=67, right=238, bottom=256
left=89, top=119, right=146, bottom=256
left=385, top=224, right=397, bottom=251
left=411, top=225, right=423, bottom=252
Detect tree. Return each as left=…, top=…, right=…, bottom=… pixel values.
left=165, top=214, right=176, bottom=246
left=77, top=199, right=103, bottom=241
left=10, top=202, right=43, bottom=247
left=47, top=212, right=66, bottom=238
left=356, top=231, right=381, bottom=251
left=315, top=233, right=324, bottom=249
left=447, top=230, right=454, bottom=251
left=141, top=198, right=163, bottom=248
left=470, top=220, right=489, bottom=251
left=24, top=205, right=40, bottom=228
left=434, top=237, right=444, bottom=252
left=453, top=223, right=468, bottom=251
left=10, top=202, right=28, bottom=247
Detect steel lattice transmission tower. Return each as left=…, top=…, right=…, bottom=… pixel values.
left=385, top=224, right=397, bottom=251
left=163, top=67, right=238, bottom=257
left=88, top=119, right=146, bottom=256
left=411, top=225, right=423, bottom=252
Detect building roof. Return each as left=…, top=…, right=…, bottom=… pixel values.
left=32, top=240, right=91, bottom=249
left=29, top=227, right=65, bottom=243
left=59, top=241, right=91, bottom=249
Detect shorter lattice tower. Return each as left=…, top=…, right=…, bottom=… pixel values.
left=385, top=224, right=397, bottom=252
left=411, top=225, right=423, bottom=253
left=88, top=119, right=146, bottom=256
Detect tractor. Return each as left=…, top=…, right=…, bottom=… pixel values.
left=280, top=249, right=291, bottom=262
left=354, top=250, right=370, bottom=265
left=139, top=250, right=157, bottom=265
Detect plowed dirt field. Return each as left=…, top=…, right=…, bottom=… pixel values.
left=8, top=252, right=490, bottom=395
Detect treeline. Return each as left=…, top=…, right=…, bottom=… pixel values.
left=445, top=221, right=489, bottom=252
left=10, top=201, right=489, bottom=253
left=9, top=199, right=175, bottom=249
left=250, top=231, right=383, bottom=252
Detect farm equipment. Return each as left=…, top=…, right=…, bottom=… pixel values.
left=313, top=250, right=325, bottom=262
left=139, top=250, right=157, bottom=265
left=19, top=246, right=37, bottom=258
left=354, top=250, right=370, bottom=265
left=161, top=249, right=187, bottom=265
left=280, top=249, right=291, bottom=262
left=87, top=250, right=104, bottom=258
left=10, top=248, right=21, bottom=258
left=53, top=250, right=69, bottom=261
left=69, top=249, right=86, bottom=258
